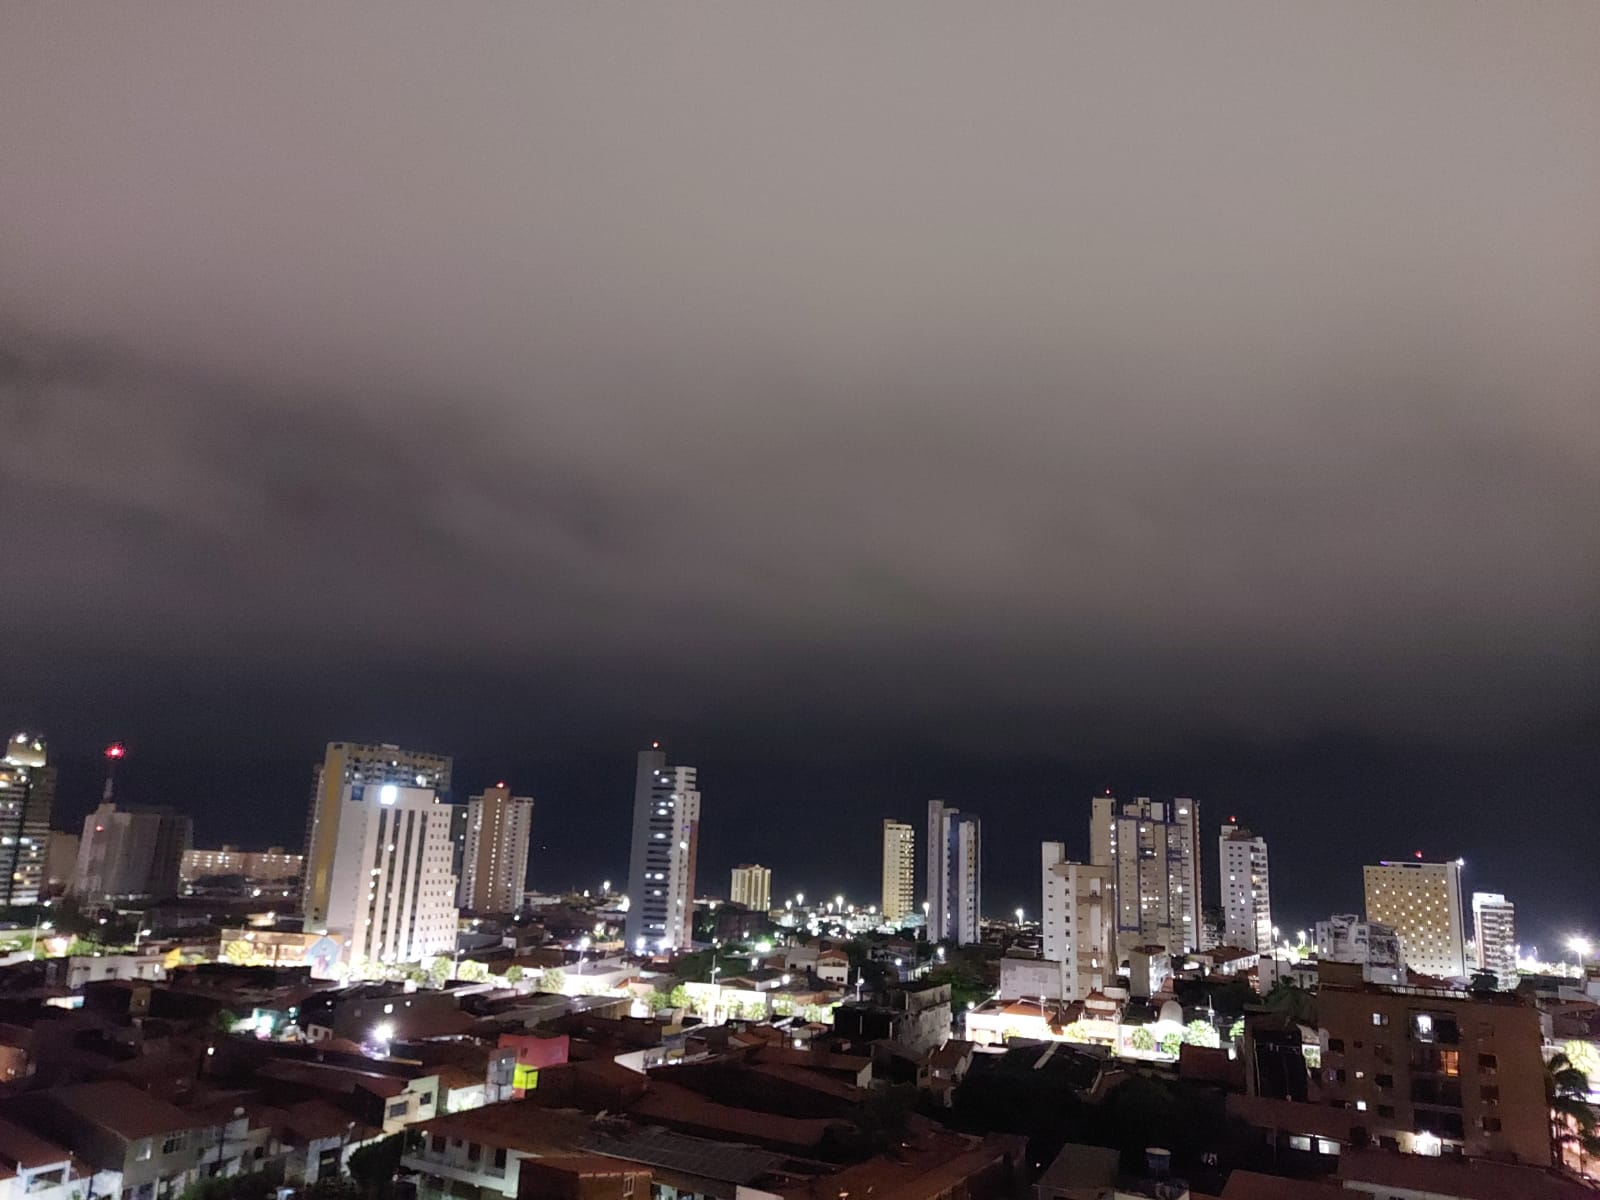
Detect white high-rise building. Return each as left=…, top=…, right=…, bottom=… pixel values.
left=1472, top=892, right=1517, bottom=990
left=881, top=820, right=916, bottom=923
left=624, top=745, right=701, bottom=952
left=1220, top=823, right=1272, bottom=953
left=1091, top=794, right=1201, bottom=958
left=1363, top=860, right=1466, bottom=981
left=303, top=742, right=452, bottom=927
left=729, top=864, right=771, bottom=912
left=1315, top=913, right=1406, bottom=985
left=927, top=800, right=981, bottom=945
left=1040, top=842, right=1113, bottom=1001
left=458, top=784, right=534, bottom=913
left=0, top=733, right=54, bottom=906
left=325, top=782, right=458, bottom=966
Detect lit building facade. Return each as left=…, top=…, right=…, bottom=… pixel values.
left=180, top=846, right=304, bottom=885
left=729, top=863, right=771, bottom=912
left=1220, top=823, right=1272, bottom=952
left=881, top=819, right=916, bottom=923
left=1091, top=794, right=1201, bottom=958
left=324, top=782, right=458, bottom=965
left=1364, top=860, right=1466, bottom=981
left=302, top=742, right=451, bottom=928
left=624, top=745, right=701, bottom=951
left=1040, top=842, right=1113, bottom=1000
left=71, top=803, right=192, bottom=901
left=0, top=733, right=54, bottom=906
left=1471, top=892, right=1516, bottom=990
left=927, top=800, right=981, bottom=945
left=459, top=785, right=533, bottom=913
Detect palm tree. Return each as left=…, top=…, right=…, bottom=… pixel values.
left=1545, top=1051, right=1600, bottom=1171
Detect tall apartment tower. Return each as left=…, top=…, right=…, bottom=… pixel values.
left=881, top=819, right=916, bottom=923
left=1471, top=892, right=1517, bottom=989
left=624, top=745, right=701, bottom=952
left=458, top=784, right=533, bottom=914
left=302, top=742, right=452, bottom=928
left=1040, top=842, right=1114, bottom=1001
left=0, top=733, right=55, bottom=906
left=325, top=782, right=458, bottom=965
left=729, top=864, right=771, bottom=912
left=1219, top=823, right=1272, bottom=952
left=1363, top=859, right=1467, bottom=980
left=70, top=803, right=193, bottom=902
left=927, top=800, right=981, bottom=945
left=1090, top=794, right=1201, bottom=959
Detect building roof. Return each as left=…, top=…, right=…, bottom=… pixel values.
left=1035, top=1141, right=1120, bottom=1193
left=1220, top=1169, right=1341, bottom=1199
left=0, top=1116, right=72, bottom=1170
left=258, top=1059, right=408, bottom=1098
left=412, top=1103, right=595, bottom=1157
left=578, top=1123, right=787, bottom=1187
left=626, top=1080, right=844, bottom=1151
left=46, top=1081, right=212, bottom=1141
left=1225, top=1094, right=1356, bottom=1142
left=281, top=1100, right=379, bottom=1145
left=1337, top=1147, right=1596, bottom=1200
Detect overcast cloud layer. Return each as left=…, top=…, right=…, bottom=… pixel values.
left=1, top=5, right=1597, bottom=933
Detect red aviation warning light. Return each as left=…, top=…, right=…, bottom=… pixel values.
left=104, top=743, right=126, bottom=760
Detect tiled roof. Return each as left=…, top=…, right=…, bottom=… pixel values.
left=46, top=1081, right=211, bottom=1141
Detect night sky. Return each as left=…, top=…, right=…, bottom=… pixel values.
left=2, top=7, right=1596, bottom=950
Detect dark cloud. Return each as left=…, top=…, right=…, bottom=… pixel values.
left=1, top=5, right=1597, bottom=941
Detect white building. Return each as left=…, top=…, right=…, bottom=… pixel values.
left=1091, top=794, right=1201, bottom=958
left=1040, top=843, right=1113, bottom=1001
left=729, top=863, right=771, bottom=912
left=624, top=745, right=701, bottom=952
left=1363, top=860, right=1466, bottom=980
left=927, top=800, right=981, bottom=945
left=302, top=742, right=451, bottom=927
left=458, top=785, right=533, bottom=913
left=325, top=782, right=458, bottom=965
left=1314, top=913, right=1405, bottom=985
left=881, top=819, right=916, bottom=923
left=1219, top=823, right=1272, bottom=953
left=1472, top=892, right=1517, bottom=989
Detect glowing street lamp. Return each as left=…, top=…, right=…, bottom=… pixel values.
left=1015, top=907, right=1025, bottom=925
left=1569, top=936, right=1592, bottom=973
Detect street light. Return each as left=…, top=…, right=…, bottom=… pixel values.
left=1569, top=936, right=1592, bottom=973
left=1015, top=907, right=1025, bottom=925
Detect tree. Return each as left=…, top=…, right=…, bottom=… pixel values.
left=540, top=967, right=567, bottom=993
left=1129, top=1026, right=1156, bottom=1052
left=1546, top=1050, right=1600, bottom=1166
left=177, top=1163, right=284, bottom=1200
left=347, top=1134, right=404, bottom=1200
left=1184, top=1019, right=1221, bottom=1049
left=1262, top=979, right=1316, bottom=1027
left=668, top=984, right=691, bottom=1010
left=457, top=959, right=488, bottom=983
left=1227, top=1018, right=1245, bottom=1042
left=504, top=964, right=524, bottom=985
left=646, top=990, right=671, bottom=1014
left=427, top=957, right=451, bottom=987
left=1159, top=1032, right=1184, bottom=1058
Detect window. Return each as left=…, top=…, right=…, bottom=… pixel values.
left=1377, top=1105, right=1395, bottom=1118
left=1371, top=1012, right=1389, bottom=1026
left=136, top=1141, right=153, bottom=1162
left=1478, top=1053, right=1498, bottom=1072
left=1328, top=1038, right=1345, bottom=1053
left=466, top=1143, right=481, bottom=1164
left=387, top=1102, right=408, bottom=1119
left=1375, top=1074, right=1394, bottom=1090
left=417, top=1092, right=433, bottom=1107
left=1289, top=1135, right=1312, bottom=1151
left=161, top=1136, right=184, bottom=1154
left=1480, top=1085, right=1500, bottom=1105
left=492, top=1148, right=507, bottom=1169
left=1481, top=1116, right=1503, bottom=1133
left=431, top=1136, right=445, bottom=1154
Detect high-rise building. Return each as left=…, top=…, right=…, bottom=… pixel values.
left=0, top=733, right=55, bottom=906
left=1472, top=892, right=1517, bottom=990
left=302, top=742, right=452, bottom=928
left=70, top=803, right=193, bottom=902
left=1091, top=794, right=1201, bottom=958
left=1040, top=842, right=1113, bottom=1000
left=180, top=846, right=304, bottom=885
left=729, top=864, right=771, bottom=912
left=1363, top=859, right=1467, bottom=981
left=927, top=800, right=981, bottom=945
left=624, top=745, right=701, bottom=952
left=1220, top=823, right=1272, bottom=953
left=881, top=820, right=916, bottom=923
left=459, top=784, right=534, bottom=914
left=325, top=781, right=458, bottom=965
